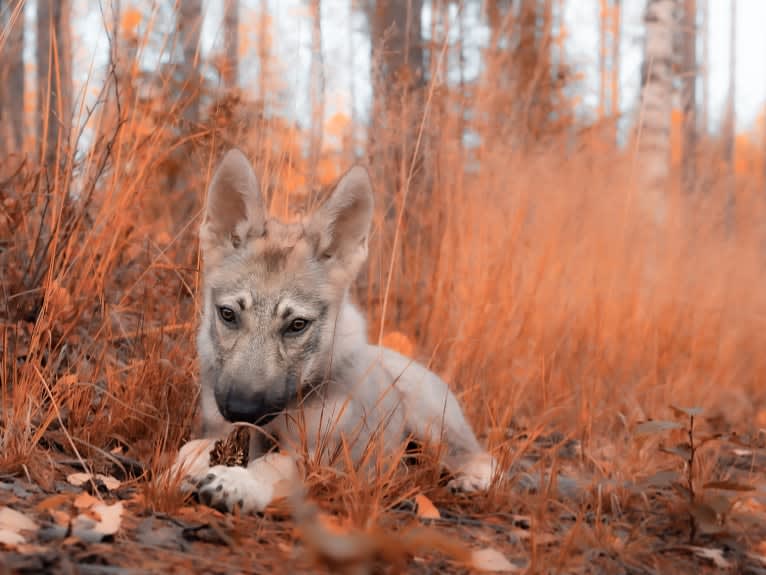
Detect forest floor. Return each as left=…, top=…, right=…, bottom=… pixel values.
left=2, top=421, right=766, bottom=574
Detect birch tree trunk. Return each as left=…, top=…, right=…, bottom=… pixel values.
left=611, top=0, right=621, bottom=124
left=724, top=0, right=737, bottom=226
left=177, top=0, right=202, bottom=125
left=637, top=0, right=676, bottom=223
left=723, top=0, right=736, bottom=174
left=308, top=0, right=324, bottom=192
left=223, top=0, right=239, bottom=89
left=599, top=0, right=608, bottom=121
left=681, top=0, right=697, bottom=193
left=701, top=0, right=709, bottom=135
left=37, top=0, right=72, bottom=166
left=0, top=0, right=25, bottom=155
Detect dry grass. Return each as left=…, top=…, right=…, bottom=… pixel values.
left=1, top=5, right=766, bottom=573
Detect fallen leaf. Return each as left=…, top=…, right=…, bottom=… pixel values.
left=0, top=507, right=38, bottom=548
left=91, top=502, right=124, bottom=536
left=49, top=510, right=70, bottom=526
left=687, top=546, right=731, bottom=568
left=0, top=529, right=26, bottom=546
left=73, top=502, right=123, bottom=538
left=35, top=493, right=71, bottom=511
left=67, top=473, right=90, bottom=487
left=0, top=507, right=37, bottom=533
left=414, top=494, right=440, bottom=520
left=470, top=548, right=520, bottom=572
left=669, top=405, right=704, bottom=418
left=73, top=492, right=100, bottom=510
left=634, top=420, right=684, bottom=436
left=67, top=472, right=121, bottom=491
left=15, top=543, right=49, bottom=554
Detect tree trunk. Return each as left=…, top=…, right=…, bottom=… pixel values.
left=258, top=1, right=269, bottom=104
left=177, top=0, right=202, bottom=125
left=223, top=0, right=239, bottom=89
left=599, top=0, right=608, bottom=120
left=637, top=0, right=676, bottom=223
left=0, top=0, right=25, bottom=155
left=369, top=0, right=424, bottom=213
left=371, top=0, right=424, bottom=94
left=611, top=0, right=621, bottom=128
left=724, top=0, right=736, bottom=227
left=701, top=0, right=709, bottom=135
left=308, top=0, right=324, bottom=192
left=723, top=0, right=736, bottom=174
left=347, top=0, right=358, bottom=163
left=366, top=0, right=424, bottom=330
left=37, top=0, right=72, bottom=166
left=682, top=0, right=697, bottom=193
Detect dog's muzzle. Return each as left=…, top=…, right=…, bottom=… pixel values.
left=215, top=386, right=287, bottom=425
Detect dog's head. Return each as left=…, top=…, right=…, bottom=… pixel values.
left=197, top=149, right=373, bottom=426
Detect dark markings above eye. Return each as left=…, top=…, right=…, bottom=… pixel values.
left=237, top=298, right=246, bottom=310
left=281, top=306, right=293, bottom=320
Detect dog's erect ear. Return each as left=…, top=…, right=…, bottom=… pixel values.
left=200, top=149, right=266, bottom=257
left=308, top=166, right=373, bottom=280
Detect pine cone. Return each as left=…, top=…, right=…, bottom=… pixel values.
left=209, top=426, right=251, bottom=467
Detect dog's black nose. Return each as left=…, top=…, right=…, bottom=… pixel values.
left=215, top=387, right=282, bottom=425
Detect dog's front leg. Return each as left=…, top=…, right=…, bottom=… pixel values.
left=172, top=438, right=218, bottom=488
left=193, top=452, right=298, bottom=514
left=376, top=347, right=499, bottom=492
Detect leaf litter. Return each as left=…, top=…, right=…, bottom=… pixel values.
left=0, top=421, right=764, bottom=573
left=0, top=507, right=38, bottom=547
left=66, top=472, right=121, bottom=492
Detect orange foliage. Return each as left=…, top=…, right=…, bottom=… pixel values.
left=670, top=108, right=683, bottom=166
left=326, top=112, right=350, bottom=139
left=316, top=156, right=340, bottom=186
left=121, top=8, right=142, bottom=37
left=671, top=106, right=766, bottom=177
left=281, top=166, right=307, bottom=195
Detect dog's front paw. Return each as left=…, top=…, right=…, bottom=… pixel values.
left=169, top=438, right=217, bottom=492
left=173, top=439, right=216, bottom=476
left=196, top=465, right=274, bottom=514
left=448, top=452, right=497, bottom=493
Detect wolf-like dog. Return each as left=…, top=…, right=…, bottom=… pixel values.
left=173, top=149, right=497, bottom=513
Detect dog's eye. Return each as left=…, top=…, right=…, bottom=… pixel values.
left=284, top=318, right=310, bottom=336
left=217, top=306, right=238, bottom=326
